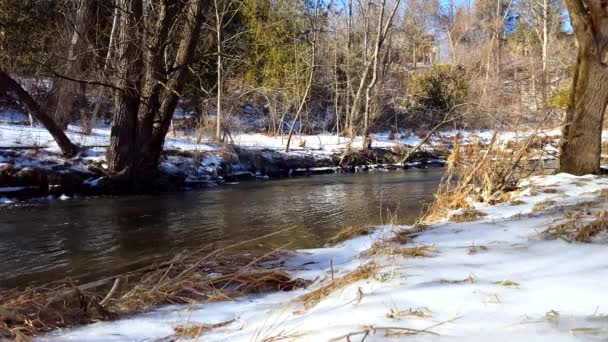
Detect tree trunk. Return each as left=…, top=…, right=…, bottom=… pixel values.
left=559, top=0, right=608, bottom=175
left=140, top=0, right=206, bottom=171
left=540, top=0, right=548, bottom=109
left=0, top=71, right=77, bottom=157
left=285, top=44, right=315, bottom=153
left=215, top=0, right=223, bottom=142
left=135, top=0, right=178, bottom=159
left=559, top=50, right=608, bottom=175
left=88, top=1, right=119, bottom=135
left=106, top=0, right=143, bottom=174
left=54, top=0, right=94, bottom=129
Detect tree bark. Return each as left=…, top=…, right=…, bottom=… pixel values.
left=140, top=0, right=206, bottom=172
left=54, top=0, right=94, bottom=129
left=559, top=50, right=608, bottom=175
left=106, top=0, right=143, bottom=174
left=87, top=1, right=120, bottom=135
left=559, top=0, right=608, bottom=175
left=0, top=71, right=77, bottom=157
left=215, top=0, right=223, bottom=141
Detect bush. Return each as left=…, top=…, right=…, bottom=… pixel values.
left=406, top=64, right=469, bottom=128
left=550, top=81, right=571, bottom=111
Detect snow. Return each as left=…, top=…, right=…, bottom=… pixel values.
left=0, top=186, right=28, bottom=192
left=0, top=197, right=13, bottom=204
left=0, top=117, right=565, bottom=170
left=41, top=173, right=608, bottom=341
left=0, top=109, right=29, bottom=123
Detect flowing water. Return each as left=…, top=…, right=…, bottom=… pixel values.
left=0, top=169, right=443, bottom=288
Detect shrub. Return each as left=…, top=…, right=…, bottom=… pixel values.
left=406, top=64, right=469, bottom=128
left=550, top=81, right=571, bottom=111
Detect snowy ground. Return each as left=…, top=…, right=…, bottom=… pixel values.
left=0, top=113, right=568, bottom=158
left=39, top=173, right=608, bottom=341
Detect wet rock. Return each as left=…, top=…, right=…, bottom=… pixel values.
left=48, top=172, right=90, bottom=196
left=0, top=163, right=14, bottom=173
left=14, top=167, right=48, bottom=188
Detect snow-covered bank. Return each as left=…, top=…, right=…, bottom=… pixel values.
left=40, top=173, right=608, bottom=341
left=0, top=122, right=450, bottom=201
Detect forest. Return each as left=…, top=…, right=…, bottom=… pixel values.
left=0, top=0, right=583, bottom=182
left=3, top=0, right=608, bottom=341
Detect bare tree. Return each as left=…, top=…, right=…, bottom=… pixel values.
left=106, top=0, right=207, bottom=182
left=0, top=71, right=77, bottom=157
left=285, top=0, right=320, bottom=152
left=348, top=0, right=399, bottom=145
left=54, top=0, right=95, bottom=129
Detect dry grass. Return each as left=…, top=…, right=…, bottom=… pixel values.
left=575, top=210, right=608, bottom=242
left=300, top=262, right=379, bottom=309
left=541, top=188, right=562, bottom=194
left=449, top=209, right=487, bottom=223
left=173, top=319, right=235, bottom=339
left=362, top=240, right=436, bottom=259
left=386, top=307, right=432, bottom=320
left=328, top=225, right=376, bottom=245
left=392, top=245, right=437, bottom=258
left=543, top=209, right=608, bottom=243
left=532, top=200, right=557, bottom=213
left=418, top=122, right=552, bottom=224
left=0, top=233, right=309, bottom=339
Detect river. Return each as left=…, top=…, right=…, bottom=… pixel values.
left=0, top=168, right=443, bottom=288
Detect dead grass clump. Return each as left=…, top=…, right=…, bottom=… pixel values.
left=419, top=122, right=551, bottom=224
left=1, top=238, right=308, bottom=339
left=594, top=188, right=608, bottom=199
left=387, top=226, right=428, bottom=245
left=173, top=319, right=235, bottom=339
left=543, top=209, right=608, bottom=243
left=532, top=200, right=557, bottom=213
left=575, top=210, right=608, bottom=242
left=328, top=226, right=375, bottom=245
left=393, top=245, right=437, bottom=258
left=510, top=199, right=526, bottom=206
left=300, top=262, right=379, bottom=309
left=362, top=240, right=436, bottom=259
left=541, top=188, right=562, bottom=194
left=449, top=209, right=487, bottom=223
left=218, top=144, right=239, bottom=165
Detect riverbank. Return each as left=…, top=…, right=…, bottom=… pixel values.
left=5, top=172, right=608, bottom=341
left=0, top=121, right=456, bottom=202
left=1, top=117, right=575, bottom=203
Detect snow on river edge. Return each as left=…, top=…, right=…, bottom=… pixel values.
left=40, top=173, right=608, bottom=342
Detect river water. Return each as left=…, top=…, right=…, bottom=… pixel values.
left=0, top=168, right=443, bottom=288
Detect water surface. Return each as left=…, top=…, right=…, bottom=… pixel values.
left=0, top=169, right=443, bottom=288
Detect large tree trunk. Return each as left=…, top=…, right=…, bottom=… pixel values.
left=105, top=0, right=143, bottom=175
left=559, top=0, right=608, bottom=175
left=136, top=1, right=178, bottom=150
left=138, top=0, right=206, bottom=173
left=559, top=50, right=608, bottom=175
left=0, top=71, right=77, bottom=157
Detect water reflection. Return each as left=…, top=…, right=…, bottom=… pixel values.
left=0, top=168, right=443, bottom=288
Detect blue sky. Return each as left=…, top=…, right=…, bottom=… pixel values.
left=437, top=0, right=573, bottom=32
